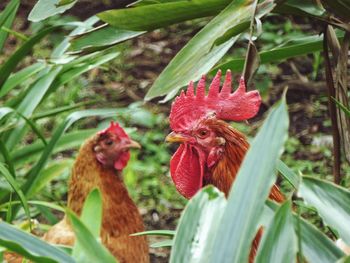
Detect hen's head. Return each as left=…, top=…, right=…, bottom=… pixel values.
left=166, top=70, right=261, bottom=199
left=94, top=121, right=140, bottom=170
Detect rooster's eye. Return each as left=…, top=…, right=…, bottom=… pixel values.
left=197, top=129, right=209, bottom=138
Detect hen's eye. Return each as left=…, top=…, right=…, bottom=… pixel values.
left=197, top=129, right=209, bottom=138
left=104, top=140, right=114, bottom=146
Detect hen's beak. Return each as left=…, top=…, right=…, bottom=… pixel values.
left=124, top=139, right=141, bottom=149
left=165, top=131, right=189, bottom=143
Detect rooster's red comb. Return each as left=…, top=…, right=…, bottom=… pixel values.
left=169, top=70, right=261, bottom=131
left=98, top=121, right=129, bottom=139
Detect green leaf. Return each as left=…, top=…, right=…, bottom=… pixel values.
left=69, top=25, right=144, bottom=54
left=151, top=239, right=173, bottom=248
left=5, top=66, right=62, bottom=150
left=276, top=160, right=300, bottom=189
left=299, top=176, right=350, bottom=244
left=0, top=221, right=74, bottom=263
left=0, top=0, right=19, bottom=52
left=28, top=0, right=77, bottom=22
left=0, top=26, right=60, bottom=89
left=333, top=97, right=350, bottom=117
left=0, top=62, right=46, bottom=98
left=214, top=33, right=344, bottom=73
left=27, top=160, right=73, bottom=198
left=145, top=0, right=275, bottom=101
left=0, top=162, right=31, bottom=223
left=267, top=200, right=345, bottom=262
left=98, top=0, right=232, bottom=31
left=131, top=230, right=176, bottom=237
left=49, top=51, right=119, bottom=93
left=67, top=210, right=117, bottom=263
left=72, top=189, right=103, bottom=261
left=170, top=186, right=226, bottom=263
left=256, top=201, right=297, bottom=263
left=209, top=97, right=289, bottom=263
left=11, top=129, right=96, bottom=166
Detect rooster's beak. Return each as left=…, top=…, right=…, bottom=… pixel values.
left=165, top=131, right=190, bottom=143
left=124, top=139, right=141, bottom=149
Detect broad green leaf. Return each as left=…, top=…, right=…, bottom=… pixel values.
left=98, top=0, right=232, bottom=31
left=209, top=97, right=289, bottom=263
left=69, top=25, right=144, bottom=54
left=267, top=200, right=345, bottom=262
left=0, top=0, right=19, bottom=52
left=67, top=211, right=117, bottom=263
left=276, top=160, right=299, bottom=189
left=256, top=201, right=297, bottom=263
left=299, top=176, right=350, bottom=244
left=0, top=162, right=31, bottom=223
left=0, top=221, right=74, bottom=263
left=28, top=0, right=77, bottom=22
left=170, top=186, right=226, bottom=263
left=0, top=62, right=46, bottom=98
left=145, top=0, right=275, bottom=101
left=0, top=26, right=60, bottom=89
left=131, top=230, right=176, bottom=237
left=214, top=33, right=344, bottom=73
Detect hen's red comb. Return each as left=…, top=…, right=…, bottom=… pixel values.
left=98, top=121, right=129, bottom=139
left=169, top=70, right=261, bottom=131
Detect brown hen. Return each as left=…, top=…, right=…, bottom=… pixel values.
left=43, top=121, right=149, bottom=263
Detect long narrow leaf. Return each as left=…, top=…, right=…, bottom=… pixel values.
left=0, top=0, right=19, bottom=52
left=0, top=221, right=74, bottom=263
left=0, top=26, right=60, bottom=88
left=0, top=162, right=30, bottom=223
left=0, top=62, right=46, bottom=98
left=28, top=0, right=77, bottom=22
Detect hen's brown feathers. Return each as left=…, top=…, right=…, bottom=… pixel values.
left=44, top=136, right=149, bottom=263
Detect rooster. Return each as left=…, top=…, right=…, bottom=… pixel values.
left=42, top=121, right=149, bottom=263
left=165, top=70, right=284, bottom=261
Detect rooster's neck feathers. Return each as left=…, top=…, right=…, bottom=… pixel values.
left=205, top=123, right=249, bottom=196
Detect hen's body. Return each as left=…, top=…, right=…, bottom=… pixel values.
left=43, top=134, right=149, bottom=263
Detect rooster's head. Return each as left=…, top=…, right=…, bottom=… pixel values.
left=166, top=70, right=261, bottom=198
left=94, top=121, right=140, bottom=170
